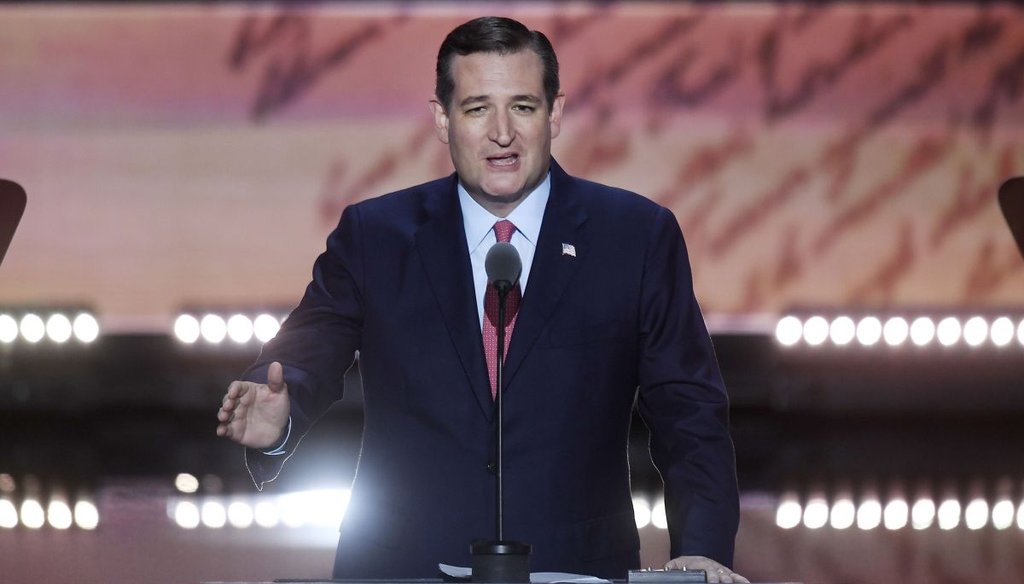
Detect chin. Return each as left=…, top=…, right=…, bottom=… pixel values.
left=482, top=183, right=528, bottom=202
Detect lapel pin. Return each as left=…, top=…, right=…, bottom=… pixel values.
left=561, top=243, right=576, bottom=257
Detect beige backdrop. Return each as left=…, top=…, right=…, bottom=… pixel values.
left=1, top=2, right=1023, bottom=332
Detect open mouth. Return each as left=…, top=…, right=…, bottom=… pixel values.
left=487, top=153, right=519, bottom=167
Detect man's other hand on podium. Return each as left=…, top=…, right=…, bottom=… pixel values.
left=665, top=556, right=749, bottom=583
left=217, top=361, right=291, bottom=449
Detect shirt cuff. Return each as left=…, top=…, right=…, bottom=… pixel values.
left=261, top=417, right=292, bottom=456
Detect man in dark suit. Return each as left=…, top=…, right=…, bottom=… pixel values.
left=217, top=16, right=744, bottom=583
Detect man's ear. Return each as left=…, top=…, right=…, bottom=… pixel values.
left=548, top=92, right=566, bottom=139
left=428, top=100, right=450, bottom=145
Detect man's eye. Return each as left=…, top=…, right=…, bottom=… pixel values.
left=513, top=105, right=536, bottom=113
left=466, top=106, right=487, bottom=115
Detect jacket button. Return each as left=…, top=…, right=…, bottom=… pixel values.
left=486, top=461, right=497, bottom=474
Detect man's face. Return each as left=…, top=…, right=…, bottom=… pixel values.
left=430, top=50, right=565, bottom=216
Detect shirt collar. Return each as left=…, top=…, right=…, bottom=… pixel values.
left=458, top=172, right=551, bottom=253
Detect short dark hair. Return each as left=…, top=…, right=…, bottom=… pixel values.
left=435, top=16, right=560, bottom=111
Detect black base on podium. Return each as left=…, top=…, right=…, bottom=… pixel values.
left=470, top=540, right=531, bottom=583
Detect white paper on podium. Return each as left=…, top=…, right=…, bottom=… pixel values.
left=438, top=563, right=611, bottom=583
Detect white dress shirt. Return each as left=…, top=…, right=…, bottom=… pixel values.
left=457, top=172, right=550, bottom=330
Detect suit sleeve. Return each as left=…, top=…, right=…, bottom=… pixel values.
left=242, top=205, right=366, bottom=489
left=635, top=206, right=740, bottom=567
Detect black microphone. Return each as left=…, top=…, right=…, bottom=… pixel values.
left=473, top=241, right=530, bottom=582
left=0, top=179, right=27, bottom=267
left=485, top=242, right=522, bottom=293
left=998, top=177, right=1024, bottom=260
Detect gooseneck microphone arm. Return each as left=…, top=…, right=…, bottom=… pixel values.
left=485, top=241, right=522, bottom=543
left=495, top=280, right=508, bottom=541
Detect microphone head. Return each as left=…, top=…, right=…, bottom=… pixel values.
left=485, top=242, right=522, bottom=290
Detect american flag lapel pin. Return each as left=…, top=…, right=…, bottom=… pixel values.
left=561, top=243, right=576, bottom=257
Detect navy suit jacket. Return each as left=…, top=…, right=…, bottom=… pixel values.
left=243, top=161, right=739, bottom=579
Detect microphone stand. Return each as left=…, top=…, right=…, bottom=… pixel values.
left=495, top=282, right=508, bottom=540
left=471, top=278, right=531, bottom=583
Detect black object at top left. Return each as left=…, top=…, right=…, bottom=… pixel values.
left=0, top=179, right=27, bottom=267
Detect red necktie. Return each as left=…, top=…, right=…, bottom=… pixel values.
left=483, top=220, right=521, bottom=399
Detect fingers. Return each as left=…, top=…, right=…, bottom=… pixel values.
left=217, top=380, right=253, bottom=440
left=664, top=556, right=747, bottom=584
left=267, top=361, right=287, bottom=393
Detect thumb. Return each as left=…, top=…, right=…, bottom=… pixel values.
left=267, top=361, right=287, bottom=393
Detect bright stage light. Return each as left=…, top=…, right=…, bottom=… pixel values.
left=775, top=497, right=802, bottom=529
left=909, top=317, right=935, bottom=346
left=883, top=499, right=909, bottom=530
left=963, top=317, right=988, bottom=347
left=911, top=498, right=935, bottom=529
left=829, top=498, right=855, bottom=530
left=802, top=316, right=829, bottom=346
left=856, top=317, right=882, bottom=346
left=174, top=500, right=201, bottom=529
left=175, top=473, right=199, bottom=494
left=802, top=497, right=828, bottom=529
left=45, top=314, right=73, bottom=343
left=882, top=317, right=908, bottom=346
left=253, top=314, right=281, bottom=343
left=254, top=500, right=280, bottom=528
left=632, top=497, right=652, bottom=529
left=990, top=317, right=1014, bottom=346
left=228, top=500, right=254, bottom=529
left=227, top=314, right=254, bottom=343
left=47, top=500, right=73, bottom=530
left=776, top=316, right=803, bottom=346
left=0, top=499, right=17, bottom=528
left=20, top=499, right=45, bottom=529
left=936, top=317, right=961, bottom=347
left=0, top=314, right=17, bottom=343
left=829, top=316, right=856, bottom=346
left=201, top=500, right=227, bottom=529
left=856, top=499, right=882, bottom=530
left=73, top=313, right=100, bottom=343
left=964, top=498, right=989, bottom=530
left=200, top=314, right=227, bottom=344
left=651, top=499, right=668, bottom=530
left=937, top=499, right=960, bottom=530
left=74, top=500, right=99, bottom=530
left=20, top=314, right=45, bottom=343
left=991, top=500, right=1014, bottom=530
left=1018, top=319, right=1024, bottom=346
left=277, top=489, right=349, bottom=529
left=174, top=315, right=200, bottom=344
left=278, top=493, right=307, bottom=528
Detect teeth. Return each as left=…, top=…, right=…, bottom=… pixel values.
left=490, top=155, right=517, bottom=166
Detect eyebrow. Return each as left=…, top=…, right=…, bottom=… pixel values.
left=458, top=94, right=543, bottom=107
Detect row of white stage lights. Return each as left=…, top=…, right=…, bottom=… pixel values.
left=776, top=314, right=1024, bottom=349
left=170, top=472, right=350, bottom=531
left=0, top=312, right=100, bottom=345
left=0, top=498, right=100, bottom=530
left=775, top=493, right=1024, bottom=531
left=170, top=474, right=671, bottom=531
left=0, top=478, right=99, bottom=530
left=173, top=313, right=282, bottom=345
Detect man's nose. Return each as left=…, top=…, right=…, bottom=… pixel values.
left=489, top=110, right=514, bottom=146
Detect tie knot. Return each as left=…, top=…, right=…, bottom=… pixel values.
left=494, top=220, right=516, bottom=243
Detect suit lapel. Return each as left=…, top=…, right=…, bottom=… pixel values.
left=414, top=175, right=494, bottom=419
left=503, top=162, right=589, bottom=389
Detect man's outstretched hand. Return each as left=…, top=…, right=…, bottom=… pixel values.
left=216, top=361, right=290, bottom=449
